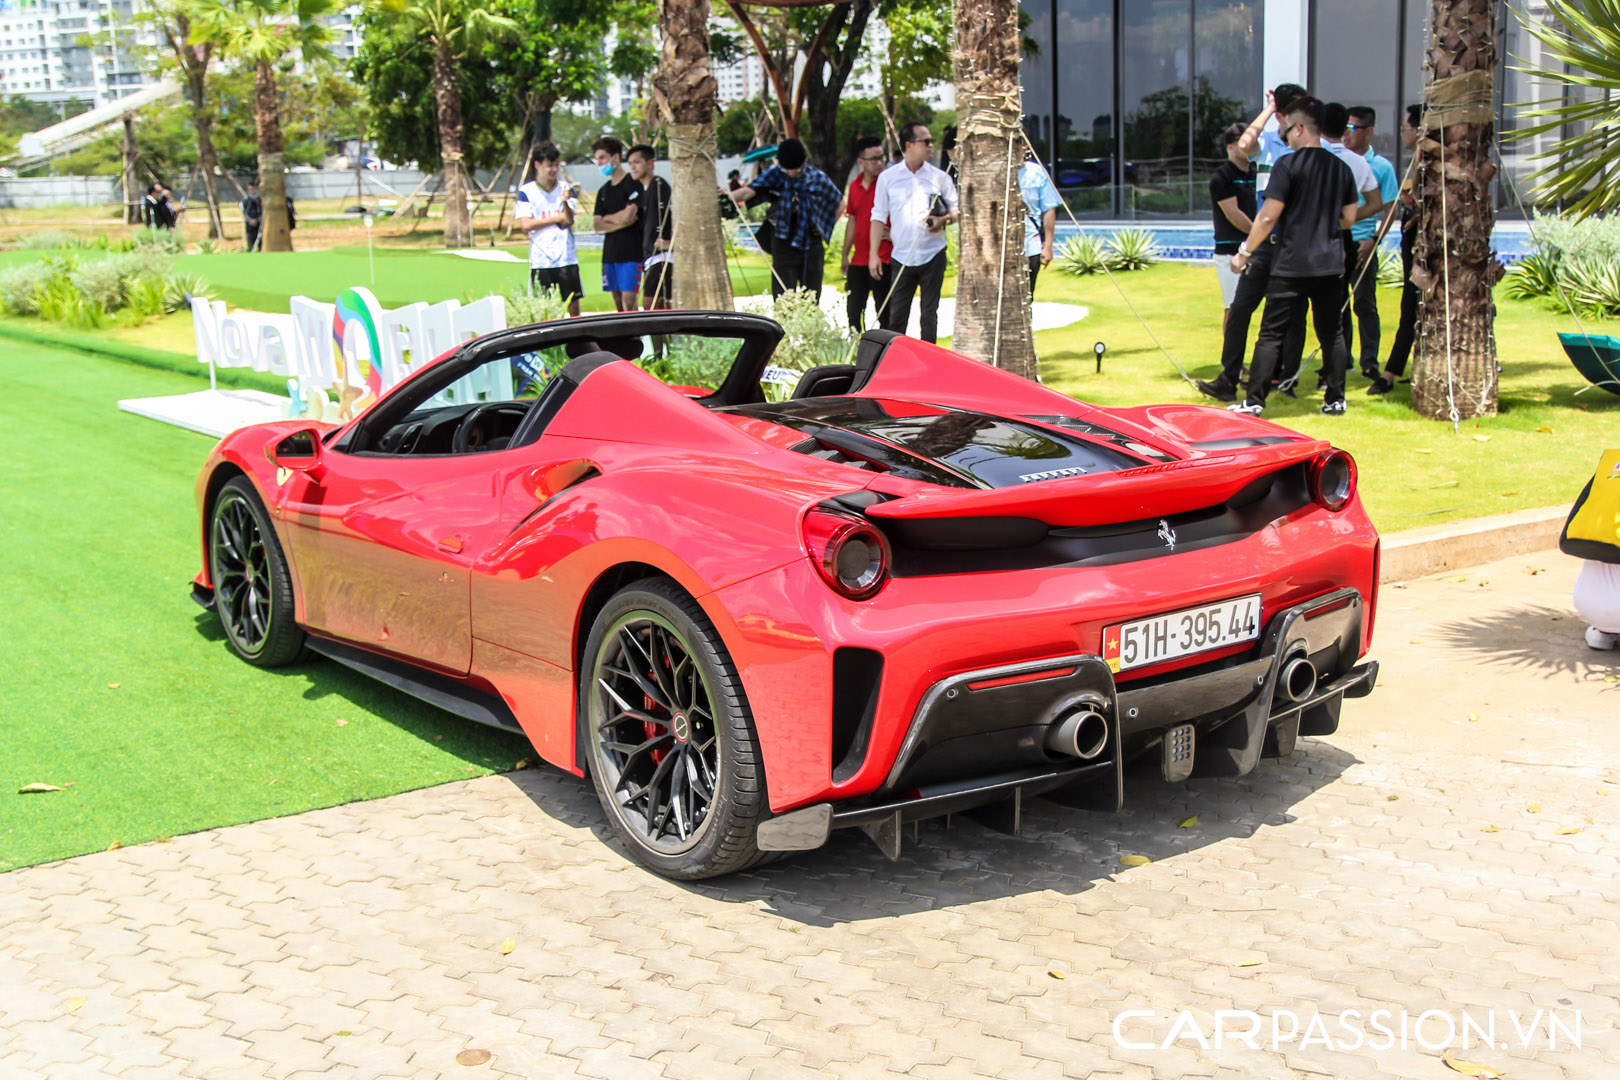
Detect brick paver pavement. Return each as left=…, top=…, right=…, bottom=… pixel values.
left=4, top=548, right=1618, bottom=1079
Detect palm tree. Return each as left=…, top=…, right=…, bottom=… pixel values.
left=371, top=0, right=516, bottom=248
left=140, top=1, right=225, bottom=239
left=654, top=0, right=734, bottom=311
left=1509, top=0, right=1620, bottom=217
left=191, top=0, right=336, bottom=252
left=1411, top=0, right=1501, bottom=420
left=950, top=0, right=1036, bottom=378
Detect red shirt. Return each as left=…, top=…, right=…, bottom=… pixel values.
left=845, top=173, right=893, bottom=264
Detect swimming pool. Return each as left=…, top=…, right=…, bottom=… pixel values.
left=1054, top=221, right=1536, bottom=263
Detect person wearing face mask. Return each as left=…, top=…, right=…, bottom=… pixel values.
left=591, top=136, right=643, bottom=312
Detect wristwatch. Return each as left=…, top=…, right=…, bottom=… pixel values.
left=1237, top=243, right=1253, bottom=256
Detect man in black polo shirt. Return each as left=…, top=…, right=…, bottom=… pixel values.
left=1208, top=122, right=1255, bottom=332
left=1227, top=96, right=1359, bottom=416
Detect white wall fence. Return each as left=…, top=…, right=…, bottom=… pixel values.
left=0, top=169, right=451, bottom=210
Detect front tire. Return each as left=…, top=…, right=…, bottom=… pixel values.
left=580, top=579, right=767, bottom=879
left=208, top=476, right=305, bottom=667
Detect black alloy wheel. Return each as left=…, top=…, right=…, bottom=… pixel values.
left=208, top=476, right=305, bottom=667
left=582, top=580, right=767, bottom=878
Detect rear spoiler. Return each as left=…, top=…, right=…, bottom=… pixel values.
left=863, top=439, right=1332, bottom=528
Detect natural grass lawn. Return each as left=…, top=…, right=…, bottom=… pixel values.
left=0, top=341, right=530, bottom=872
left=1031, top=262, right=1618, bottom=531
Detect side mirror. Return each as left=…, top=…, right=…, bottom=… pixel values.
left=271, top=428, right=326, bottom=480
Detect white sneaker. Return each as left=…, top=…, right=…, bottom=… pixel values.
left=1586, top=626, right=1618, bottom=650
left=1227, top=401, right=1264, bottom=415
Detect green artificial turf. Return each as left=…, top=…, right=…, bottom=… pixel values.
left=0, top=342, right=530, bottom=871
left=1031, top=262, right=1620, bottom=531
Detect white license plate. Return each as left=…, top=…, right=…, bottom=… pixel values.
left=1103, top=594, right=1262, bottom=673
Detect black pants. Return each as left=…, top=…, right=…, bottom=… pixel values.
left=1385, top=240, right=1418, bottom=377
left=845, top=262, right=890, bottom=332
left=1215, top=242, right=1306, bottom=390
left=771, top=235, right=824, bottom=303
left=883, top=250, right=948, bottom=342
left=245, top=223, right=261, bottom=252
left=1341, top=244, right=1381, bottom=374
left=1028, top=255, right=1042, bottom=297
left=1246, top=274, right=1352, bottom=407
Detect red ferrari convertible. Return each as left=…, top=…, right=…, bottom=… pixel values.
left=192, top=311, right=1379, bottom=878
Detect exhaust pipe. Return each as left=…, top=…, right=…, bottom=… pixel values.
left=1046, top=706, right=1110, bottom=760
left=1280, top=656, right=1317, bottom=703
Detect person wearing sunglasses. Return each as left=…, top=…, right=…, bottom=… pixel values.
left=841, top=136, right=893, bottom=331
left=869, top=122, right=959, bottom=342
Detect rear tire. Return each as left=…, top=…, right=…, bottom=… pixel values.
left=208, top=476, right=305, bottom=667
left=579, top=579, right=768, bottom=879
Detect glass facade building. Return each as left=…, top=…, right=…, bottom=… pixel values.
left=1022, top=0, right=1563, bottom=218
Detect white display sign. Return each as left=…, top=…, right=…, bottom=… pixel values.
left=191, top=286, right=507, bottom=422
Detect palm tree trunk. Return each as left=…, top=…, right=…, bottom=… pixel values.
left=656, top=0, right=734, bottom=310
left=433, top=40, right=472, bottom=248
left=1411, top=0, right=1502, bottom=420
left=951, top=0, right=1036, bottom=379
left=254, top=58, right=292, bottom=252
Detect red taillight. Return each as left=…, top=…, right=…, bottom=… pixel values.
left=803, top=508, right=890, bottom=600
left=1308, top=449, right=1357, bottom=512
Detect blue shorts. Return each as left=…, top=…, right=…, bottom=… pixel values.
left=602, top=261, right=642, bottom=293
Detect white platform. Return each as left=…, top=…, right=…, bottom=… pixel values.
left=118, top=388, right=289, bottom=439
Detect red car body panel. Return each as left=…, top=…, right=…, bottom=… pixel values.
left=194, top=315, right=1380, bottom=828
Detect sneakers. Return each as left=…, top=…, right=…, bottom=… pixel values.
left=1196, top=379, right=1237, bottom=402
left=1227, top=401, right=1264, bottom=415
left=1320, top=400, right=1347, bottom=415
left=1586, top=625, right=1618, bottom=651
left=1367, top=376, right=1394, bottom=395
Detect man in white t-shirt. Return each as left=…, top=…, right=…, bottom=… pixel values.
left=514, top=142, right=581, bottom=317
left=870, top=122, right=959, bottom=342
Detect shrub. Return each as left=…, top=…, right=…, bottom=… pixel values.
left=639, top=335, right=740, bottom=391
left=492, top=282, right=574, bottom=326
left=1376, top=246, right=1404, bottom=288
left=194, top=238, right=223, bottom=256
left=0, top=262, right=54, bottom=315
left=772, top=287, right=851, bottom=369
left=34, top=274, right=106, bottom=329
left=125, top=275, right=170, bottom=320
left=1503, top=252, right=1561, bottom=301
left=1562, top=257, right=1620, bottom=318
left=133, top=229, right=183, bottom=254
left=1528, top=213, right=1620, bottom=263
left=1105, top=228, right=1160, bottom=271
left=69, top=256, right=134, bottom=312
left=1059, top=234, right=1110, bottom=275
left=162, top=272, right=215, bottom=314
left=13, top=229, right=79, bottom=251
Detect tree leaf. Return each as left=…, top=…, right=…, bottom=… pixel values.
left=335, top=719, right=349, bottom=727
left=1178, top=815, right=1198, bottom=828
left=499, top=938, right=515, bottom=955
left=1527, top=802, right=1542, bottom=813
left=18, top=783, right=62, bottom=794
left=1235, top=958, right=1263, bottom=967
left=1467, top=712, right=1480, bottom=723
left=107, top=683, right=120, bottom=689
left=456, top=1049, right=492, bottom=1066
left=1119, top=854, right=1151, bottom=867
left=513, top=759, right=530, bottom=771
left=1473, top=434, right=1491, bottom=442
left=65, top=995, right=85, bottom=1014
left=1481, top=826, right=1500, bottom=833
left=1556, top=826, right=1581, bottom=835
left=1047, top=969, right=1065, bottom=980
left=106, top=841, right=121, bottom=851
left=1443, top=1050, right=1505, bottom=1077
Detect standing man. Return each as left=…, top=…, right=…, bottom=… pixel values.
left=1228, top=96, right=1359, bottom=416
left=1020, top=154, right=1062, bottom=297
left=514, top=141, right=581, bottom=317
left=144, top=183, right=176, bottom=231
left=870, top=122, right=958, bottom=342
left=1371, top=104, right=1425, bottom=395
left=591, top=136, right=643, bottom=312
left=1313, top=102, right=1384, bottom=390
left=728, top=138, right=841, bottom=303
left=1199, top=85, right=1309, bottom=402
left=241, top=181, right=263, bottom=252
left=1208, top=122, right=1255, bottom=331
left=627, top=144, right=673, bottom=310
left=841, top=136, right=892, bottom=331
left=1344, top=105, right=1400, bottom=381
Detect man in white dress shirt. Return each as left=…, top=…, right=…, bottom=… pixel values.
left=869, top=122, right=959, bottom=342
